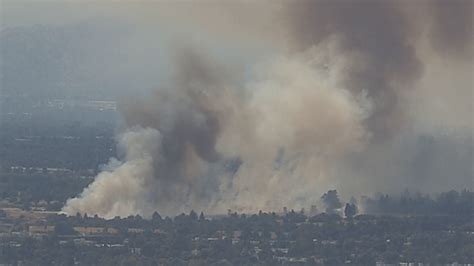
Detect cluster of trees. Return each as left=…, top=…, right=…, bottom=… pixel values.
left=321, top=190, right=358, bottom=218
left=2, top=202, right=473, bottom=265
left=318, top=189, right=474, bottom=219
left=362, top=189, right=474, bottom=217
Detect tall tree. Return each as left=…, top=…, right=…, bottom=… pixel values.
left=321, top=190, right=342, bottom=214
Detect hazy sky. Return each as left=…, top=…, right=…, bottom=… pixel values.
left=1, top=0, right=272, bottom=99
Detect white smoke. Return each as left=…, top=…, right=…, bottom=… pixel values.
left=213, top=45, right=372, bottom=213
left=63, top=127, right=161, bottom=218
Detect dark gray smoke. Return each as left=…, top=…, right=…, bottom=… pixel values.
left=286, top=0, right=419, bottom=138
left=429, top=0, right=473, bottom=61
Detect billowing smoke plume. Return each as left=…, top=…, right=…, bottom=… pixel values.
left=64, top=46, right=370, bottom=217
left=63, top=127, right=161, bottom=218
left=63, top=0, right=473, bottom=218
left=286, top=0, right=423, bottom=138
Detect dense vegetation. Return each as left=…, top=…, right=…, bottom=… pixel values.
left=1, top=204, right=473, bottom=265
